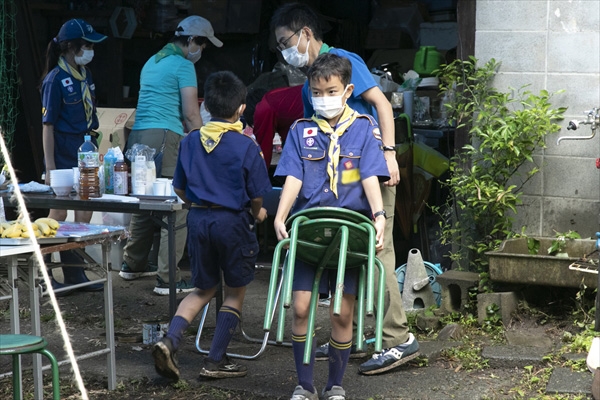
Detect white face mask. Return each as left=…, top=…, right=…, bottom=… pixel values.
left=281, top=30, right=309, bottom=68
left=312, top=86, right=349, bottom=119
left=187, top=39, right=202, bottom=64
left=75, top=49, right=94, bottom=65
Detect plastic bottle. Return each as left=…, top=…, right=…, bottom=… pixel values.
left=113, top=155, right=129, bottom=195
left=273, top=132, right=282, bottom=154
left=132, top=155, right=147, bottom=195
left=78, top=135, right=100, bottom=199
left=103, top=149, right=117, bottom=194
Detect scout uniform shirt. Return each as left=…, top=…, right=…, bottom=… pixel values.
left=275, top=112, right=389, bottom=217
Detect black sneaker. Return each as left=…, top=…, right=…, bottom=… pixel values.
left=152, top=337, right=179, bottom=381
left=358, top=333, right=420, bottom=375
left=314, top=341, right=368, bottom=361
left=197, top=356, right=247, bottom=379
left=153, top=276, right=195, bottom=296
left=119, top=262, right=158, bottom=281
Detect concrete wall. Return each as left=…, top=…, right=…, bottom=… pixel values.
left=475, top=0, right=600, bottom=237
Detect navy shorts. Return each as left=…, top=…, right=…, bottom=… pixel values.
left=187, top=207, right=258, bottom=290
left=292, top=259, right=359, bottom=296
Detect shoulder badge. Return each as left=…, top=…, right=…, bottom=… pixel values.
left=372, top=127, right=382, bottom=141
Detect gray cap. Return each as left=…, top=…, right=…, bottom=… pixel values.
left=175, top=16, right=223, bottom=47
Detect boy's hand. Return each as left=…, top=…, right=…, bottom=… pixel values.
left=384, top=153, right=400, bottom=186
left=255, top=207, right=267, bottom=223
left=374, top=216, right=385, bottom=251
left=274, top=219, right=288, bottom=241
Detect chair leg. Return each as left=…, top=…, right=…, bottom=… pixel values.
left=39, top=348, right=61, bottom=400
left=12, top=354, right=21, bottom=400
left=373, top=258, right=386, bottom=353
left=303, top=265, right=325, bottom=365
left=355, top=265, right=366, bottom=352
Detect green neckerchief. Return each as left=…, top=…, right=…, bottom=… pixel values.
left=319, top=42, right=332, bottom=55
left=311, top=104, right=357, bottom=198
left=155, top=43, right=185, bottom=63
left=57, top=56, right=93, bottom=129
left=199, top=121, right=244, bottom=153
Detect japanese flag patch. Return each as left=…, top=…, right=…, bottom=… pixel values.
left=61, top=77, right=73, bottom=87
left=372, top=127, right=382, bottom=141
left=303, top=127, right=317, bottom=138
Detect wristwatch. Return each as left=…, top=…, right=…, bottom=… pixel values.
left=382, top=145, right=396, bottom=152
left=373, top=210, right=387, bottom=219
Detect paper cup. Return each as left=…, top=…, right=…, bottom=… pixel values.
left=152, top=180, right=167, bottom=196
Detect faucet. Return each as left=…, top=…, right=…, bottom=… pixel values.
left=557, top=108, right=599, bottom=145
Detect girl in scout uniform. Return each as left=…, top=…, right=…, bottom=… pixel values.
left=39, top=19, right=107, bottom=295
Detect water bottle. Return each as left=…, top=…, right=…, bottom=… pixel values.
left=103, top=150, right=117, bottom=194
left=113, top=155, right=129, bottom=195
left=78, top=135, right=100, bottom=199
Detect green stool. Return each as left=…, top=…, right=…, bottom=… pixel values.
left=264, top=207, right=385, bottom=364
left=0, top=334, right=60, bottom=400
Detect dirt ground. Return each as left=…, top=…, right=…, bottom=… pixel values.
left=0, top=255, right=595, bottom=400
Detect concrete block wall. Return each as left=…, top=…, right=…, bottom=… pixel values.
left=475, top=0, right=600, bottom=237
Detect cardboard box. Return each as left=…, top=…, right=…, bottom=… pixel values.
left=96, top=108, right=135, bottom=158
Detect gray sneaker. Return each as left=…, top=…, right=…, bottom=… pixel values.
left=290, top=385, right=318, bottom=400
left=119, top=262, right=158, bottom=280
left=153, top=276, right=195, bottom=296
left=322, top=385, right=346, bottom=400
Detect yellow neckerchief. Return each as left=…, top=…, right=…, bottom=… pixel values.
left=199, top=120, right=244, bottom=153
left=154, top=43, right=184, bottom=63
left=311, top=104, right=358, bottom=198
left=58, top=56, right=93, bottom=129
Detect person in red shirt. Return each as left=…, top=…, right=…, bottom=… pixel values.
left=247, top=85, right=304, bottom=167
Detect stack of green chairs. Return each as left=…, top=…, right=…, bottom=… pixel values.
left=263, top=207, right=385, bottom=364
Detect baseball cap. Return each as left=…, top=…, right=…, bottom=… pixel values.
left=175, top=16, right=223, bottom=48
left=57, top=19, right=107, bottom=43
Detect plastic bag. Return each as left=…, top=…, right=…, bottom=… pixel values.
left=125, top=144, right=156, bottom=195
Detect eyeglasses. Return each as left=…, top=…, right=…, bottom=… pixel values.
left=277, top=29, right=301, bottom=51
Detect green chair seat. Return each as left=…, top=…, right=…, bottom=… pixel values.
left=0, top=334, right=60, bottom=399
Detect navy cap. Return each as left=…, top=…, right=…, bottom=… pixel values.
left=56, top=19, right=107, bottom=43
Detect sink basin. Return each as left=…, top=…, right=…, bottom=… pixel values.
left=487, top=237, right=597, bottom=288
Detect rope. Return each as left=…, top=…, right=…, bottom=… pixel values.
left=0, top=127, right=89, bottom=399
left=0, top=0, right=19, bottom=162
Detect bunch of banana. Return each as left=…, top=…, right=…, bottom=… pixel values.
left=0, top=218, right=60, bottom=238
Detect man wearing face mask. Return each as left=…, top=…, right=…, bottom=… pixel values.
left=272, top=3, right=418, bottom=378
left=40, top=18, right=107, bottom=295
left=119, top=15, right=223, bottom=296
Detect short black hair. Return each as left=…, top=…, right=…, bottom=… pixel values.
left=270, top=2, right=323, bottom=41
left=243, top=87, right=268, bottom=127
left=307, top=53, right=352, bottom=88
left=203, top=71, right=247, bottom=119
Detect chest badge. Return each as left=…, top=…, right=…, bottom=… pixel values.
left=61, top=77, right=73, bottom=87
left=303, top=127, right=317, bottom=138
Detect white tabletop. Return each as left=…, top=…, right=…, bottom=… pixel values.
left=0, top=244, right=38, bottom=257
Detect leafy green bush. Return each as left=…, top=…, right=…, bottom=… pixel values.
left=433, top=57, right=566, bottom=272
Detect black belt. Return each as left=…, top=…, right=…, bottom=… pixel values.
left=191, top=203, right=223, bottom=209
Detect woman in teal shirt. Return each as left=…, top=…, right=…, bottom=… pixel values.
left=120, top=16, right=223, bottom=296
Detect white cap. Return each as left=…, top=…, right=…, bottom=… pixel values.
left=175, top=16, right=223, bottom=48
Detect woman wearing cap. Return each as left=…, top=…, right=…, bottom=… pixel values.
left=39, top=18, right=107, bottom=295
left=119, top=16, right=223, bottom=296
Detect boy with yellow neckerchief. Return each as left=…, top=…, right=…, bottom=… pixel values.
left=273, top=53, right=391, bottom=400
left=152, top=71, right=271, bottom=381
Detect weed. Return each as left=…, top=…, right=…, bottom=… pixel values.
left=40, top=312, right=55, bottom=322
left=441, top=342, right=488, bottom=371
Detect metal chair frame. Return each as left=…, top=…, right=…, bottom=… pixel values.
left=263, top=207, right=385, bottom=364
